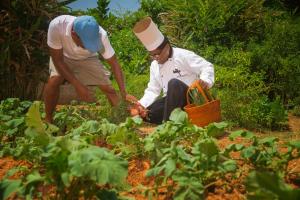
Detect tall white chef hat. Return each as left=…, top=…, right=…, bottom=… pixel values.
left=133, top=17, right=165, bottom=51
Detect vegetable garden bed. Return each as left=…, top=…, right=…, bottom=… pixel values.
left=0, top=99, right=300, bottom=200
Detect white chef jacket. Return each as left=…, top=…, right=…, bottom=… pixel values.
left=139, top=47, right=214, bottom=108
left=47, top=15, right=115, bottom=60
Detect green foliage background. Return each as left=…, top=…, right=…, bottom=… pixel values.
left=0, top=0, right=73, bottom=100
left=1, top=0, right=299, bottom=130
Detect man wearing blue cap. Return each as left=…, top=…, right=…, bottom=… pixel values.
left=44, top=15, right=136, bottom=123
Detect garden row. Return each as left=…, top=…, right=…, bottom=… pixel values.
left=0, top=98, right=300, bottom=199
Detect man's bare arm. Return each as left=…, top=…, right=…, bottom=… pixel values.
left=49, top=48, right=78, bottom=85
left=49, top=47, right=92, bottom=101
left=105, top=55, right=139, bottom=103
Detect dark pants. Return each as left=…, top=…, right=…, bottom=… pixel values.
left=146, top=79, right=188, bottom=124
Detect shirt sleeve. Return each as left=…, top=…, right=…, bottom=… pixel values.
left=184, top=50, right=215, bottom=88
left=100, top=33, right=115, bottom=59
left=139, top=64, right=162, bottom=108
left=47, top=20, right=62, bottom=49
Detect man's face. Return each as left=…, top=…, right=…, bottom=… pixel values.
left=149, top=42, right=170, bottom=64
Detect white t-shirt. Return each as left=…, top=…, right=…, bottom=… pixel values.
left=139, top=47, right=215, bottom=108
left=47, top=15, right=115, bottom=60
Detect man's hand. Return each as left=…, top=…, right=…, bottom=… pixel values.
left=125, top=94, right=139, bottom=104
left=138, top=104, right=148, bottom=118
left=75, top=84, right=93, bottom=102
left=129, top=102, right=148, bottom=118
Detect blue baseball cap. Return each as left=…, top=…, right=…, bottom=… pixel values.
left=73, top=16, right=102, bottom=53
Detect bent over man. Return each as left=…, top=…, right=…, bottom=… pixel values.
left=44, top=15, right=135, bottom=123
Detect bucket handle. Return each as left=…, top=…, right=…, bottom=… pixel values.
left=186, top=80, right=210, bottom=105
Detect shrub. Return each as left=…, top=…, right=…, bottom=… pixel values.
left=247, top=18, right=300, bottom=103
left=0, top=0, right=72, bottom=100
left=291, top=105, right=300, bottom=117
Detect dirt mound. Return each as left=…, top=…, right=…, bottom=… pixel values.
left=289, top=113, right=300, bottom=132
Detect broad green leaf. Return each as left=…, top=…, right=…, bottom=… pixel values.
left=71, top=120, right=101, bottom=136
left=196, top=138, right=219, bottom=157
left=121, top=116, right=143, bottom=127
left=68, top=146, right=127, bottom=185
left=225, top=143, right=244, bottom=152
left=206, top=122, right=228, bottom=137
left=221, top=160, right=237, bottom=172
left=242, top=146, right=256, bottom=158
left=176, top=147, right=192, bottom=162
left=146, top=166, right=164, bottom=177
left=131, top=115, right=143, bottom=124
left=24, top=101, right=56, bottom=146
left=174, top=187, right=190, bottom=200
left=95, top=163, right=109, bottom=184
left=170, top=108, right=188, bottom=124
left=144, top=137, right=155, bottom=152
left=25, top=171, right=44, bottom=185
left=288, top=140, right=300, bottom=149
left=25, top=127, right=50, bottom=147
left=0, top=114, right=11, bottom=121
left=6, top=128, right=18, bottom=136
left=258, top=137, right=278, bottom=146
left=25, top=101, right=44, bottom=133
left=99, top=122, right=117, bottom=136
left=165, top=159, right=176, bottom=177
left=229, top=130, right=254, bottom=140
left=61, top=172, right=71, bottom=187
left=107, top=127, right=127, bottom=145
left=5, top=117, right=24, bottom=128
left=246, top=171, right=300, bottom=200
left=173, top=175, right=204, bottom=200
left=0, top=179, right=22, bottom=200
left=235, top=144, right=244, bottom=151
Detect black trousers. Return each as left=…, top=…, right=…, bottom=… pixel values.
left=146, top=78, right=188, bottom=124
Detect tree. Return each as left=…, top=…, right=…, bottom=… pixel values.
left=97, top=0, right=110, bottom=21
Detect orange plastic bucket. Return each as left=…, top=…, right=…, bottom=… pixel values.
left=184, top=81, right=221, bottom=127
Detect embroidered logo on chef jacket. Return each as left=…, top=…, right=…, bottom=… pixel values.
left=173, top=68, right=182, bottom=76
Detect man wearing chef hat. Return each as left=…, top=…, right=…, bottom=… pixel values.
left=131, top=17, right=215, bottom=124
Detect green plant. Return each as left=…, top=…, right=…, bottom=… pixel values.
left=0, top=98, right=37, bottom=159
left=246, top=171, right=300, bottom=200
left=0, top=101, right=129, bottom=200
left=144, top=110, right=234, bottom=199
left=291, top=105, right=300, bottom=117
left=247, top=18, right=300, bottom=103
left=227, top=130, right=300, bottom=173
left=69, top=115, right=144, bottom=159
left=244, top=97, right=288, bottom=130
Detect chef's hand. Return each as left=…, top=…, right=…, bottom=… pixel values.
left=191, top=79, right=209, bottom=90
left=129, top=102, right=148, bottom=118
left=198, top=79, right=209, bottom=90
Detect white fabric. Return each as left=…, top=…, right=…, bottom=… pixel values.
left=133, top=18, right=164, bottom=51
left=139, top=47, right=215, bottom=108
left=47, top=15, right=115, bottom=60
